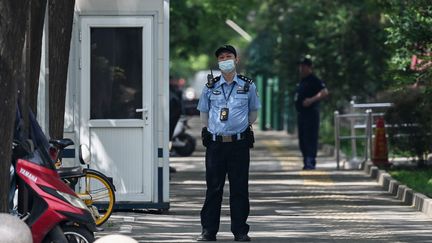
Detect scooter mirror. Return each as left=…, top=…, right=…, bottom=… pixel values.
left=79, top=144, right=91, bottom=165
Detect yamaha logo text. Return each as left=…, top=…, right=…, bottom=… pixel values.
left=19, top=168, right=38, bottom=183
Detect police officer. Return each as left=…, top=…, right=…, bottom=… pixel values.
left=196, top=45, right=261, bottom=242
left=294, top=57, right=328, bottom=170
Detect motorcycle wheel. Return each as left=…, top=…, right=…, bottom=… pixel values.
left=63, top=225, right=94, bottom=243
left=173, top=133, right=196, bottom=157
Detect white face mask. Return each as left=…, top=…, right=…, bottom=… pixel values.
left=218, top=59, right=236, bottom=73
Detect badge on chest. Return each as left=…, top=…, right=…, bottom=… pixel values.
left=236, top=86, right=247, bottom=94
left=220, top=107, right=229, bottom=121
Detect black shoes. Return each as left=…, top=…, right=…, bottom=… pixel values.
left=302, top=165, right=316, bottom=170
left=234, top=234, right=251, bottom=242
left=196, top=234, right=216, bottom=241
left=196, top=233, right=251, bottom=241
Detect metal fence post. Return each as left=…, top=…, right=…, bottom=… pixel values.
left=366, top=109, right=373, bottom=165
left=256, top=75, right=265, bottom=130
left=334, top=103, right=392, bottom=170
left=350, top=100, right=357, bottom=159
left=361, top=109, right=372, bottom=169
left=334, top=111, right=340, bottom=170
left=265, top=78, right=273, bottom=129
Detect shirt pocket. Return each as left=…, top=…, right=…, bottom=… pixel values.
left=210, top=94, right=225, bottom=108
left=233, top=93, right=248, bottom=106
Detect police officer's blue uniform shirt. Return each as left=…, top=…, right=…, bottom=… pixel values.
left=197, top=74, right=261, bottom=136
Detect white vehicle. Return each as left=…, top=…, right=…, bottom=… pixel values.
left=183, top=70, right=221, bottom=116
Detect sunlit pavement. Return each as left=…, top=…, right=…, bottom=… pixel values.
left=96, top=117, right=432, bottom=242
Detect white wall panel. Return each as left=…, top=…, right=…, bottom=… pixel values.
left=90, top=127, right=143, bottom=194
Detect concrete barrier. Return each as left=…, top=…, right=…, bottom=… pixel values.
left=0, top=213, right=32, bottom=243
left=365, top=162, right=432, bottom=218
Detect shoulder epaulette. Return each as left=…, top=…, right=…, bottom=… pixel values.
left=237, top=74, right=253, bottom=84
left=237, top=74, right=253, bottom=92
left=206, top=76, right=220, bottom=88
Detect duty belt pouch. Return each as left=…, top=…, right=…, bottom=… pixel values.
left=201, top=127, right=211, bottom=147
left=247, top=126, right=255, bottom=148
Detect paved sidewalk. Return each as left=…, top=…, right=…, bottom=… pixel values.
left=97, top=118, right=432, bottom=242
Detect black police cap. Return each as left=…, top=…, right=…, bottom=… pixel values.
left=298, top=57, right=313, bottom=67
left=215, top=45, right=237, bottom=57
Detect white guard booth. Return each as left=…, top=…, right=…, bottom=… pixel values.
left=45, top=0, right=170, bottom=210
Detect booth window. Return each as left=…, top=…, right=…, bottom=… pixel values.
left=90, top=27, right=143, bottom=119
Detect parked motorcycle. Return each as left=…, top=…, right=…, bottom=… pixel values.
left=171, top=116, right=196, bottom=156
left=10, top=109, right=97, bottom=243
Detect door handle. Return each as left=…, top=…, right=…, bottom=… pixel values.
left=136, top=107, right=149, bottom=124
left=135, top=108, right=148, bottom=113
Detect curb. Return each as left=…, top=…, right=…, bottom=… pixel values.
left=364, top=161, right=432, bottom=218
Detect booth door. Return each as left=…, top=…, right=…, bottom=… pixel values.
left=80, top=17, right=154, bottom=202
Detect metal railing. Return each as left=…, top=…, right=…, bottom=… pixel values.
left=334, top=101, right=393, bottom=170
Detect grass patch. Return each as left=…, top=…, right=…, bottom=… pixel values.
left=389, top=168, right=432, bottom=198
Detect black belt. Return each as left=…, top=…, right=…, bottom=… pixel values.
left=212, top=130, right=247, bottom=143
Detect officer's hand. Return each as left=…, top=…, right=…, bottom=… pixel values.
left=303, top=98, right=314, bottom=107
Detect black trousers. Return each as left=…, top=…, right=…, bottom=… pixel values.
left=200, top=139, right=250, bottom=236
left=298, top=109, right=320, bottom=167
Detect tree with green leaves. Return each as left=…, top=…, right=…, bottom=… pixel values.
left=382, top=0, right=432, bottom=165
left=241, top=0, right=390, bottom=136
left=246, top=0, right=389, bottom=108
left=383, top=0, right=432, bottom=84
left=170, top=0, right=259, bottom=78
left=170, top=0, right=431, bottom=155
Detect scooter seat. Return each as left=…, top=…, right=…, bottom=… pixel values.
left=57, top=166, right=84, bottom=178
left=50, top=138, right=74, bottom=150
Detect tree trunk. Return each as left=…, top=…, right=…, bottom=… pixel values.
left=0, top=0, right=30, bottom=213
left=48, top=0, right=75, bottom=139
left=28, top=0, right=48, bottom=114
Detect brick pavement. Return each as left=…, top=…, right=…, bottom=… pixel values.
left=96, top=118, right=432, bottom=242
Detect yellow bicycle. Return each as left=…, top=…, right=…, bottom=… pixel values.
left=74, top=168, right=116, bottom=226
left=51, top=139, right=116, bottom=226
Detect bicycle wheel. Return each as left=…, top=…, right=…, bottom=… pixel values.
left=76, top=169, right=115, bottom=226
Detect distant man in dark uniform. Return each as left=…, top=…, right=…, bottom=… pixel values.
left=294, top=57, right=328, bottom=170
left=169, top=76, right=183, bottom=141
left=196, top=45, right=261, bottom=242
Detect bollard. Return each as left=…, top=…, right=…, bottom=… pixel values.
left=95, top=234, right=138, bottom=243
left=0, top=213, right=32, bottom=243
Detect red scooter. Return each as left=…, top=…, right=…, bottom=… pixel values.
left=11, top=109, right=97, bottom=243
